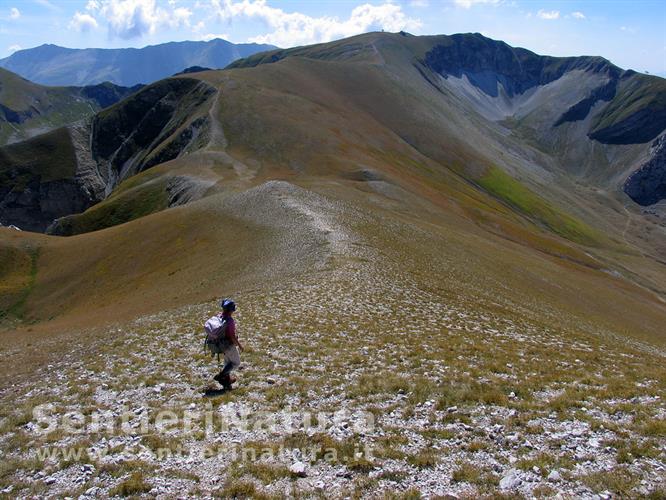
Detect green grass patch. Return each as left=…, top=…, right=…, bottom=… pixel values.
left=215, top=478, right=270, bottom=499
left=451, top=462, right=499, bottom=490
left=228, top=462, right=296, bottom=484
left=406, top=448, right=438, bottom=468
left=580, top=466, right=639, bottom=496
left=52, top=178, right=169, bottom=235
left=477, top=166, right=602, bottom=246
left=639, top=419, right=666, bottom=437
left=109, top=471, right=152, bottom=496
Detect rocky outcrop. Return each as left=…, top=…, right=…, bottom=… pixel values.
left=92, top=78, right=215, bottom=192
left=420, top=34, right=666, bottom=146
left=423, top=33, right=620, bottom=98
left=624, top=136, right=666, bottom=206
left=554, top=78, right=618, bottom=126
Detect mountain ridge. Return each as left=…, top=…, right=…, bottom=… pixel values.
left=0, top=38, right=277, bottom=86
left=2, top=31, right=665, bottom=328
left=0, top=67, right=142, bottom=145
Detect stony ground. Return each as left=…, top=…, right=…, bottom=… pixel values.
left=1, top=185, right=665, bottom=499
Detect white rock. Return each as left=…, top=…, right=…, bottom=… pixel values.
left=290, top=461, right=307, bottom=477
left=548, top=470, right=562, bottom=482
left=44, top=477, right=57, bottom=485
left=499, top=469, right=521, bottom=489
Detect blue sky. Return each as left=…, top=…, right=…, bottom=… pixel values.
left=1, top=0, right=664, bottom=75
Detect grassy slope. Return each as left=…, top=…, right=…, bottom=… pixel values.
left=0, top=68, right=133, bottom=145
left=0, top=178, right=664, bottom=498
left=51, top=173, right=170, bottom=236
left=0, top=127, right=78, bottom=190
left=591, top=73, right=666, bottom=132
left=1, top=33, right=664, bottom=343
left=477, top=166, right=603, bottom=246
left=0, top=243, right=37, bottom=322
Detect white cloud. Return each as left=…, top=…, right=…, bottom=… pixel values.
left=571, top=11, right=585, bottom=19
left=210, top=0, right=421, bottom=47
left=69, top=11, right=99, bottom=32
left=537, top=9, right=559, bottom=20
left=9, top=7, right=20, bottom=19
left=410, top=0, right=429, bottom=7
left=454, top=0, right=501, bottom=8
left=94, top=0, right=192, bottom=39
left=8, top=44, right=21, bottom=53
left=86, top=0, right=100, bottom=11
left=34, top=0, right=60, bottom=11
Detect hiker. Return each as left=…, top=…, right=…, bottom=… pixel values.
left=212, top=299, right=244, bottom=389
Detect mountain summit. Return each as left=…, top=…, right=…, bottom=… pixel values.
left=0, top=38, right=276, bottom=86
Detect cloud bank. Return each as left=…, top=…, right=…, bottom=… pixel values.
left=210, top=0, right=421, bottom=47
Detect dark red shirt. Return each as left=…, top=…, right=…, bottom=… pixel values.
left=222, top=314, right=236, bottom=342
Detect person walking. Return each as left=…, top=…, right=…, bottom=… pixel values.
left=212, top=299, right=244, bottom=389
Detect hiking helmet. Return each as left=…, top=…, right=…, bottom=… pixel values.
left=221, top=298, right=236, bottom=312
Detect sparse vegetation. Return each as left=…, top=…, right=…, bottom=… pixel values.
left=109, top=471, right=152, bottom=497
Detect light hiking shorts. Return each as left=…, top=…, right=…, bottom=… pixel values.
left=223, top=345, right=241, bottom=371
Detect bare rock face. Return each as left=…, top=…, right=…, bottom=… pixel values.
left=624, top=136, right=666, bottom=206
left=91, top=78, right=215, bottom=193
left=423, top=33, right=617, bottom=99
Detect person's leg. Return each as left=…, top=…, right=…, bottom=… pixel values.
left=220, top=346, right=241, bottom=385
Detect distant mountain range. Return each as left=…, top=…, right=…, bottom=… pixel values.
left=0, top=39, right=276, bottom=86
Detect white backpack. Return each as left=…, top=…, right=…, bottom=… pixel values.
left=203, top=315, right=229, bottom=358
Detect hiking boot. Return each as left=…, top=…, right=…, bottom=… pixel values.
left=223, top=376, right=237, bottom=389
left=213, top=372, right=226, bottom=385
